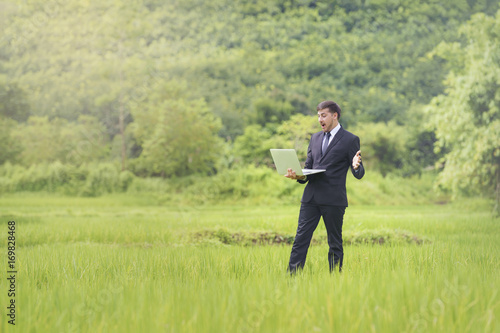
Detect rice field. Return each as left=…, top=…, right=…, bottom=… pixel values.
left=0, top=193, right=498, bottom=332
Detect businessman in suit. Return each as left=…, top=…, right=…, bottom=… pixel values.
left=285, top=100, right=364, bottom=273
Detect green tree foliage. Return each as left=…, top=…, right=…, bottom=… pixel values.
left=0, top=0, right=499, bottom=192
left=233, top=124, right=274, bottom=166
left=14, top=116, right=109, bottom=166
left=233, top=114, right=317, bottom=167
left=0, top=78, right=30, bottom=122
left=253, top=97, right=294, bottom=126
left=351, top=121, right=406, bottom=176
left=5, top=0, right=494, bottom=129
left=426, top=12, right=500, bottom=208
left=131, top=96, right=223, bottom=177
left=274, top=114, right=319, bottom=162
left=0, top=118, right=22, bottom=164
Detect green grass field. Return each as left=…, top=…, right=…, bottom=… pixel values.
left=1, top=193, right=499, bottom=332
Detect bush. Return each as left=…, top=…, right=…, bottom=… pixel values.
left=81, top=164, right=120, bottom=197
left=157, top=165, right=303, bottom=205
left=0, top=162, right=134, bottom=196
left=0, top=162, right=443, bottom=205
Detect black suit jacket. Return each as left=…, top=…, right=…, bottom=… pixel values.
left=298, top=126, right=365, bottom=206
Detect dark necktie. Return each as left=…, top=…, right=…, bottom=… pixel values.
left=322, top=131, right=331, bottom=156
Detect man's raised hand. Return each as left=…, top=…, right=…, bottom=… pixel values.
left=352, top=150, right=362, bottom=170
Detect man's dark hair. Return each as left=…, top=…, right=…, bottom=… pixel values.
left=317, top=100, right=341, bottom=119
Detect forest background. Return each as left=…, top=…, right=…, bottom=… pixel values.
left=0, top=0, right=499, bottom=210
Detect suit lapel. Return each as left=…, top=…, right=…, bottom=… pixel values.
left=320, top=127, right=345, bottom=162
left=316, top=132, right=324, bottom=156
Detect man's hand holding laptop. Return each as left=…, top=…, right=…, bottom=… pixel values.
left=285, top=168, right=306, bottom=181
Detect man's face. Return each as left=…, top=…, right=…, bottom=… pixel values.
left=318, top=108, right=338, bottom=132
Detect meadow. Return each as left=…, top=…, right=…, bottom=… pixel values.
left=0, top=193, right=498, bottom=333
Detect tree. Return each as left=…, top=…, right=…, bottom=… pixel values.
left=0, top=118, right=22, bottom=165
left=0, top=77, right=30, bottom=122
left=2, top=0, right=499, bottom=176
left=13, top=116, right=109, bottom=166
left=253, top=97, right=294, bottom=126
left=233, top=124, right=274, bottom=166
left=426, top=11, right=500, bottom=213
left=351, top=121, right=407, bottom=177
left=131, top=96, right=223, bottom=177
left=275, top=114, right=318, bottom=162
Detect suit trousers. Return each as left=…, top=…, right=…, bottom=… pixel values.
left=288, top=202, right=346, bottom=273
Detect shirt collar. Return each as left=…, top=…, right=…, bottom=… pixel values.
left=327, top=123, right=341, bottom=137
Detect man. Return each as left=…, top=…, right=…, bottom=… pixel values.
left=285, top=100, right=364, bottom=273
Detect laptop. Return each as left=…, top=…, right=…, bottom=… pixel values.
left=270, top=149, right=326, bottom=176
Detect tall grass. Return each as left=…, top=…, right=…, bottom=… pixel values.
left=0, top=194, right=498, bottom=332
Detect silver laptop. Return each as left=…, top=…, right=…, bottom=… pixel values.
left=270, top=149, right=326, bottom=176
